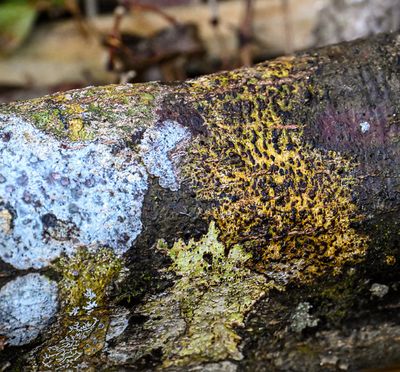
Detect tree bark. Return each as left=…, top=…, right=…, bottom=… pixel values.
left=0, top=32, right=400, bottom=371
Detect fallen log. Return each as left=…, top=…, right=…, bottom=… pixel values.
left=0, top=32, right=400, bottom=370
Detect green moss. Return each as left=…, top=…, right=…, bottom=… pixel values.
left=29, top=104, right=94, bottom=141
left=32, top=248, right=124, bottom=370
left=316, top=273, right=366, bottom=324
left=31, top=108, right=64, bottom=136
left=87, top=102, right=117, bottom=124
left=56, top=247, right=123, bottom=314
left=133, top=223, right=277, bottom=368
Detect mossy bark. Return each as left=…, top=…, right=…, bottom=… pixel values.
left=0, top=32, right=400, bottom=371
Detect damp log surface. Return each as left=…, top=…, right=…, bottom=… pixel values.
left=0, top=32, right=400, bottom=371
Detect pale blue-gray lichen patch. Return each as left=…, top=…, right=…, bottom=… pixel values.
left=140, top=120, right=191, bottom=191
left=360, top=121, right=371, bottom=133
left=0, top=115, right=192, bottom=270
left=0, top=273, right=58, bottom=346
left=0, top=115, right=148, bottom=269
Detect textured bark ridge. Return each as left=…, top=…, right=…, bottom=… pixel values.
left=0, top=33, right=400, bottom=371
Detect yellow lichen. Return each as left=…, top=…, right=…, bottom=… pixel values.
left=385, top=255, right=396, bottom=265
left=184, top=57, right=367, bottom=282
left=0, top=208, right=12, bottom=234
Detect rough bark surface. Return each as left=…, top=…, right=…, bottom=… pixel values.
left=0, top=32, right=400, bottom=371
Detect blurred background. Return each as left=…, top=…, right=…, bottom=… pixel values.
left=0, top=0, right=399, bottom=103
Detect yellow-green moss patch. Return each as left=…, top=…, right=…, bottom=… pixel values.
left=8, top=83, right=161, bottom=142
left=32, top=248, right=124, bottom=370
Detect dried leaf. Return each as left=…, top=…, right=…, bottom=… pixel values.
left=0, top=2, right=37, bottom=54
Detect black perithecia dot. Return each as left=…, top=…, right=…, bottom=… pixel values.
left=41, top=213, right=58, bottom=228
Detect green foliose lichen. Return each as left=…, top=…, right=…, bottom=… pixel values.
left=133, top=222, right=276, bottom=368
left=32, top=248, right=124, bottom=370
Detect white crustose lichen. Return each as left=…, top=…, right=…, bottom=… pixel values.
left=0, top=115, right=190, bottom=270
left=0, top=273, right=58, bottom=346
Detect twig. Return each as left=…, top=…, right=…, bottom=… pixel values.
left=281, top=0, right=293, bottom=54
left=238, top=0, right=254, bottom=67
left=121, top=0, right=178, bottom=26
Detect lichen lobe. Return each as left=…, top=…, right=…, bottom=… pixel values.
left=108, top=223, right=271, bottom=368
left=140, top=119, right=191, bottom=191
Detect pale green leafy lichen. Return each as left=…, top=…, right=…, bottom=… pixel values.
left=290, top=302, right=319, bottom=333
left=134, top=222, right=276, bottom=368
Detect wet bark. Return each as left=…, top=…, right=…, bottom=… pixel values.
left=0, top=32, right=400, bottom=371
